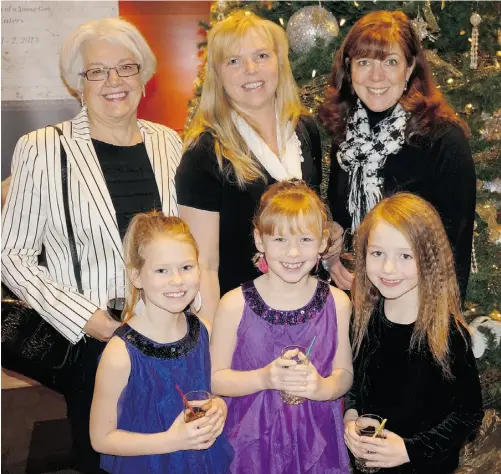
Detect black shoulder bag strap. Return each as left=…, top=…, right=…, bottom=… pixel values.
left=51, top=126, right=83, bottom=294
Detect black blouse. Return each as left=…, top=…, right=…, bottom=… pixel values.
left=347, top=302, right=483, bottom=474
left=93, top=139, right=161, bottom=240
left=327, top=110, right=476, bottom=300
left=175, top=117, right=322, bottom=296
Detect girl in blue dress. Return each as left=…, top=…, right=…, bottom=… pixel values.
left=90, top=211, right=233, bottom=474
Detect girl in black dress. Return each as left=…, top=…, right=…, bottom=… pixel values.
left=344, top=193, right=482, bottom=474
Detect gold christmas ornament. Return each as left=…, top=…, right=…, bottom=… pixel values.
left=423, top=0, right=440, bottom=33
left=490, top=310, right=501, bottom=322
left=463, top=103, right=475, bottom=115
left=424, top=49, right=462, bottom=78
left=476, top=203, right=501, bottom=245
left=300, top=75, right=329, bottom=115
left=474, top=142, right=501, bottom=164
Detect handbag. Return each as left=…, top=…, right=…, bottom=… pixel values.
left=1, top=126, right=84, bottom=386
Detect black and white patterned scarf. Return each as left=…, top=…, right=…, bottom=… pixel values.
left=337, top=99, right=409, bottom=230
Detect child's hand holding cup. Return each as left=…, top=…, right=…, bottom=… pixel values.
left=353, top=414, right=386, bottom=473
left=168, top=390, right=215, bottom=452
left=279, top=345, right=309, bottom=405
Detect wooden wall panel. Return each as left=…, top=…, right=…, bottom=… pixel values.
left=119, top=1, right=210, bottom=132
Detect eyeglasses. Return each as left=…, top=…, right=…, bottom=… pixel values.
left=79, top=63, right=141, bottom=81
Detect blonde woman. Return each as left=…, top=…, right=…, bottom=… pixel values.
left=2, top=18, right=181, bottom=473
left=176, top=11, right=322, bottom=322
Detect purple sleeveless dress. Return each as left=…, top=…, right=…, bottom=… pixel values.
left=224, top=279, right=350, bottom=474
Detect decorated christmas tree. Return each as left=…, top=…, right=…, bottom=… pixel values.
left=187, top=1, right=501, bottom=409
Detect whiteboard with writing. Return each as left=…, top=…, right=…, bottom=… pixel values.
left=1, top=1, right=119, bottom=101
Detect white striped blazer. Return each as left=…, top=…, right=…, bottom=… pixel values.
left=1, top=107, right=182, bottom=343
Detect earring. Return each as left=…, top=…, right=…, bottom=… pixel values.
left=404, top=80, right=408, bottom=92
left=193, top=290, right=202, bottom=312
left=315, top=255, right=321, bottom=273
left=80, top=93, right=84, bottom=107
left=254, top=252, right=269, bottom=273
left=142, top=84, right=146, bottom=98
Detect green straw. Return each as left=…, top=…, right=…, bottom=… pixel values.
left=305, top=336, right=317, bottom=357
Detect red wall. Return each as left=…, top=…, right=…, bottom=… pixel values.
left=119, top=1, right=210, bottom=133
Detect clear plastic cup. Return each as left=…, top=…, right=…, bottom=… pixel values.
left=354, top=414, right=384, bottom=473
left=183, top=390, right=212, bottom=423
left=279, top=345, right=309, bottom=405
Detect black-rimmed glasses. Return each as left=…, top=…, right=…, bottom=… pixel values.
left=79, top=63, right=141, bottom=81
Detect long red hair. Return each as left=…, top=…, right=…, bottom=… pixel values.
left=319, top=10, right=468, bottom=145
left=351, top=193, right=468, bottom=378
left=122, top=211, right=199, bottom=323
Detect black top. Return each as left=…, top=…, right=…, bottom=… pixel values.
left=93, top=139, right=161, bottom=240
left=175, top=117, right=322, bottom=296
left=347, top=301, right=483, bottom=474
left=327, top=110, right=476, bottom=300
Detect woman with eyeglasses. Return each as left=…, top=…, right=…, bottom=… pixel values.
left=1, top=18, right=181, bottom=474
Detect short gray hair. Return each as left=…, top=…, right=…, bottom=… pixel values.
left=60, top=17, right=156, bottom=95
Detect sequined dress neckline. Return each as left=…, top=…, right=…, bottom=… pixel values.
left=114, top=312, right=201, bottom=360
left=241, top=279, right=330, bottom=325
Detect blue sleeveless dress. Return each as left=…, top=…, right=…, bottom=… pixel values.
left=101, top=312, right=234, bottom=474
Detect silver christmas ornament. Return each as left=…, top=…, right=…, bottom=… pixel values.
left=411, top=11, right=436, bottom=42
left=470, top=12, right=482, bottom=69
left=483, top=178, right=501, bottom=194
left=286, top=5, right=339, bottom=55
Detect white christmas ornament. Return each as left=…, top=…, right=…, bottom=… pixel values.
left=286, top=5, right=339, bottom=55
left=469, top=316, right=501, bottom=358
left=483, top=178, right=501, bottom=194
left=411, top=10, right=436, bottom=42
left=470, top=12, right=482, bottom=70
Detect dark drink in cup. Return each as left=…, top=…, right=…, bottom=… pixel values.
left=107, top=297, right=126, bottom=321
left=184, top=401, right=212, bottom=423
left=354, top=414, right=384, bottom=473
left=183, top=391, right=212, bottom=423
left=359, top=425, right=376, bottom=436
left=340, top=229, right=356, bottom=272
left=107, top=276, right=126, bottom=321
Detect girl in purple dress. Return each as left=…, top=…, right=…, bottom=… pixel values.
left=210, top=181, right=353, bottom=474
left=89, top=212, right=233, bottom=474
